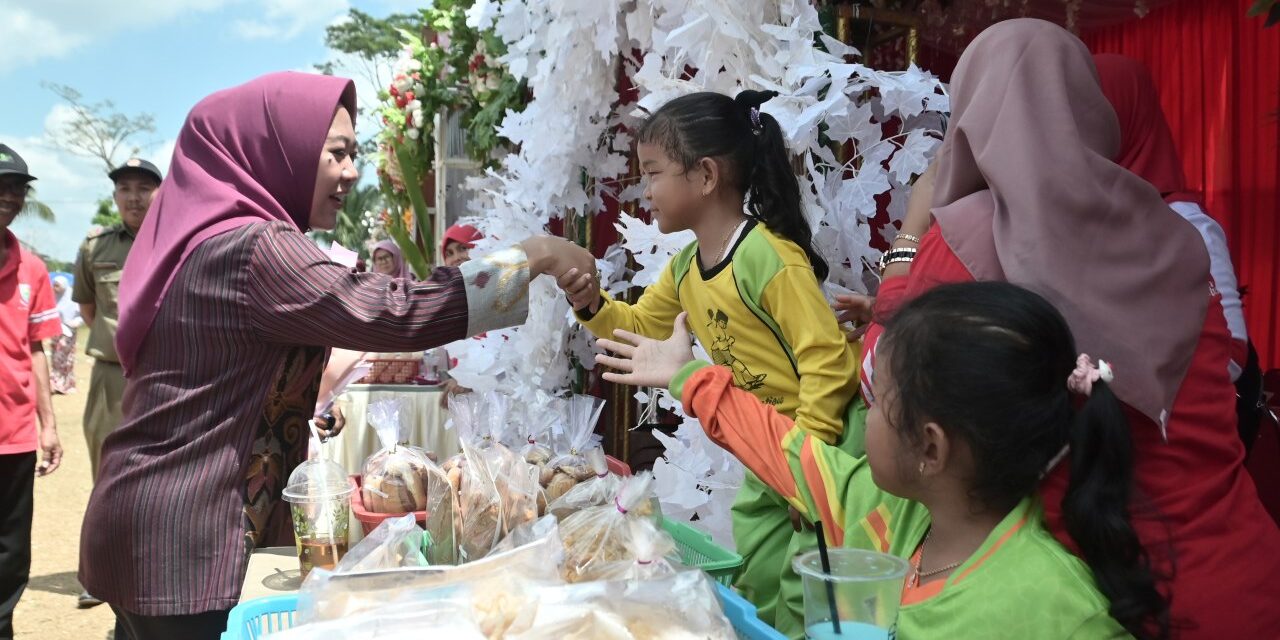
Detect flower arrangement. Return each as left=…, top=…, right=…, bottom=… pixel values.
left=373, top=1, right=527, bottom=276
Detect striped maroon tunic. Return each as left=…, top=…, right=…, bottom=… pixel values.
left=79, top=221, right=528, bottom=615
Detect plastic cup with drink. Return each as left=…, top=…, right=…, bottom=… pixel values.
left=794, top=547, right=910, bottom=640
left=282, top=441, right=354, bottom=579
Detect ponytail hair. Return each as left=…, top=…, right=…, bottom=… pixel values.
left=882, top=281, right=1169, bottom=640
left=1063, top=381, right=1171, bottom=639
left=636, top=90, right=829, bottom=280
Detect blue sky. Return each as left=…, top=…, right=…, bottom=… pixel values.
left=2, top=0, right=417, bottom=261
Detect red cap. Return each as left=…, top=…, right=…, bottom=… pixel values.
left=441, top=224, right=482, bottom=255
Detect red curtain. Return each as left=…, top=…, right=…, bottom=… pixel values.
left=1083, top=0, right=1280, bottom=369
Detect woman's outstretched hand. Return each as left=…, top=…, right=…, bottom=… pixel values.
left=521, top=236, right=596, bottom=281
left=596, top=313, right=695, bottom=389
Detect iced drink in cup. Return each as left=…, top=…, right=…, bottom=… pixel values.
left=794, top=548, right=909, bottom=639
left=282, top=458, right=353, bottom=579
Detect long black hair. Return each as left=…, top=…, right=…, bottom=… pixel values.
left=881, top=281, right=1170, bottom=640
left=636, top=90, right=828, bottom=280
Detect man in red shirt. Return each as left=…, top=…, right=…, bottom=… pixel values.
left=0, top=144, right=64, bottom=640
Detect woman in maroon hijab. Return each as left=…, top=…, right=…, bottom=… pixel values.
left=868, top=19, right=1280, bottom=638
left=79, top=71, right=594, bottom=639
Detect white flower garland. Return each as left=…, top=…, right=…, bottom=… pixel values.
left=445, top=0, right=948, bottom=542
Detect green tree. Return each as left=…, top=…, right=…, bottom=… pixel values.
left=43, top=83, right=157, bottom=173
left=21, top=187, right=56, bottom=223
left=310, top=181, right=384, bottom=260
left=91, top=197, right=121, bottom=228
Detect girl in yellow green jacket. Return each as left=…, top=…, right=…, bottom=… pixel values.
left=596, top=281, right=1170, bottom=639
left=557, top=89, right=858, bottom=636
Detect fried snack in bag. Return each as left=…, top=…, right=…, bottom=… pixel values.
left=544, top=395, right=606, bottom=502
left=451, top=440, right=505, bottom=562
left=361, top=400, right=437, bottom=514
left=508, top=570, right=736, bottom=640
left=559, top=472, right=661, bottom=583
left=295, top=517, right=563, bottom=625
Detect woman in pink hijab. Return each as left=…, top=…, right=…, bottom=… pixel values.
left=370, top=238, right=412, bottom=279
left=866, top=19, right=1280, bottom=638
left=80, top=71, right=594, bottom=639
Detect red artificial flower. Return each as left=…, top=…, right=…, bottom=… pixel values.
left=405, top=91, right=415, bottom=102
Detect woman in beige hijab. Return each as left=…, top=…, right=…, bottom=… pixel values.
left=868, top=18, right=1280, bottom=638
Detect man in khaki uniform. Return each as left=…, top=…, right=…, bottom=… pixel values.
left=71, top=157, right=161, bottom=608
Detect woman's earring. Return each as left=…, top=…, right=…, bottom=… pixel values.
left=918, top=461, right=926, bottom=475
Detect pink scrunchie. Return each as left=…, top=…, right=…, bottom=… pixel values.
left=1066, top=354, right=1114, bottom=397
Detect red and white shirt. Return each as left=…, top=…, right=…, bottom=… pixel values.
left=0, top=231, right=60, bottom=455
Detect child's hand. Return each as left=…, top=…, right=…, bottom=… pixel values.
left=833, top=293, right=874, bottom=342
left=558, top=268, right=601, bottom=313
left=596, top=313, right=694, bottom=388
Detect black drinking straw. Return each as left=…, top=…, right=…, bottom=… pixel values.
left=814, top=522, right=842, bottom=635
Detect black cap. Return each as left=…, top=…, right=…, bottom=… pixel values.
left=108, top=157, right=163, bottom=184
left=0, top=144, right=36, bottom=182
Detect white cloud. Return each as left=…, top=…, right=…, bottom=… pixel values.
left=0, top=0, right=233, bottom=73
left=3, top=101, right=178, bottom=262
left=232, top=0, right=348, bottom=41
left=3, top=133, right=109, bottom=262
left=0, top=7, right=87, bottom=71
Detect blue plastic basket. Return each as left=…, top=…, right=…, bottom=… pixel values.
left=223, top=584, right=785, bottom=639
left=715, top=583, right=789, bottom=640
left=219, top=594, right=297, bottom=640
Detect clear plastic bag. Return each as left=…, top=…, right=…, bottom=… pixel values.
left=295, top=516, right=563, bottom=626
left=361, top=401, right=439, bottom=514
left=445, top=440, right=505, bottom=562
left=558, top=472, right=661, bottom=583
left=508, top=570, right=736, bottom=640
left=546, top=448, right=614, bottom=520
left=544, top=395, right=607, bottom=503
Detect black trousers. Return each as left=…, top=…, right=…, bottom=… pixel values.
left=0, top=453, right=35, bottom=640
left=111, top=606, right=230, bottom=640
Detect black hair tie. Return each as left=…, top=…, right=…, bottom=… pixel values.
left=735, top=89, right=779, bottom=135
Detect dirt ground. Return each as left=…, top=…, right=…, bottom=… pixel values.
left=14, top=335, right=117, bottom=639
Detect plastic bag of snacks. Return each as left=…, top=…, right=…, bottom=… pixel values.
left=442, top=440, right=505, bottom=562
left=558, top=472, right=660, bottom=583
left=518, top=396, right=558, bottom=470
left=294, top=517, right=564, bottom=626
left=545, top=447, right=613, bottom=521
left=511, top=570, right=736, bottom=640
left=543, top=395, right=606, bottom=503
left=587, top=518, right=679, bottom=582
left=486, top=436, right=542, bottom=539
left=360, top=400, right=439, bottom=514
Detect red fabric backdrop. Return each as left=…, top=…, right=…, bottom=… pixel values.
left=1083, top=0, right=1280, bottom=369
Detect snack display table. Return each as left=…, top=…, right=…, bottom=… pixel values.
left=240, top=546, right=301, bottom=603
left=331, top=383, right=455, bottom=545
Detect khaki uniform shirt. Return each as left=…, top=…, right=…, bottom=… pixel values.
left=72, top=224, right=135, bottom=363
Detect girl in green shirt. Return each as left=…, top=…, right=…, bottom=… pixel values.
left=597, top=281, right=1170, bottom=639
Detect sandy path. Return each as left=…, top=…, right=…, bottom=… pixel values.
left=14, top=336, right=116, bottom=639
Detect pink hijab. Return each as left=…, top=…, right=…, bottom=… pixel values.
left=931, top=19, right=1209, bottom=428
left=371, top=239, right=412, bottom=280
left=115, top=71, right=356, bottom=373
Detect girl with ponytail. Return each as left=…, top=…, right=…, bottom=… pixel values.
left=598, top=281, right=1170, bottom=639
left=557, top=90, right=858, bottom=635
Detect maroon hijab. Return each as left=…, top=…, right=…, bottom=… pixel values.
left=931, top=19, right=1209, bottom=429
left=115, top=71, right=356, bottom=373
left=1093, top=53, right=1201, bottom=205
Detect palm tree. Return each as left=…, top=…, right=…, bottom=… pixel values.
left=311, top=182, right=383, bottom=258
left=21, top=188, right=55, bottom=223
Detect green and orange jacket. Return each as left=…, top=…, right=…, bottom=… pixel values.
left=672, top=362, right=1132, bottom=640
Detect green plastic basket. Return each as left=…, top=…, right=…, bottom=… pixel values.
left=663, top=518, right=744, bottom=586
